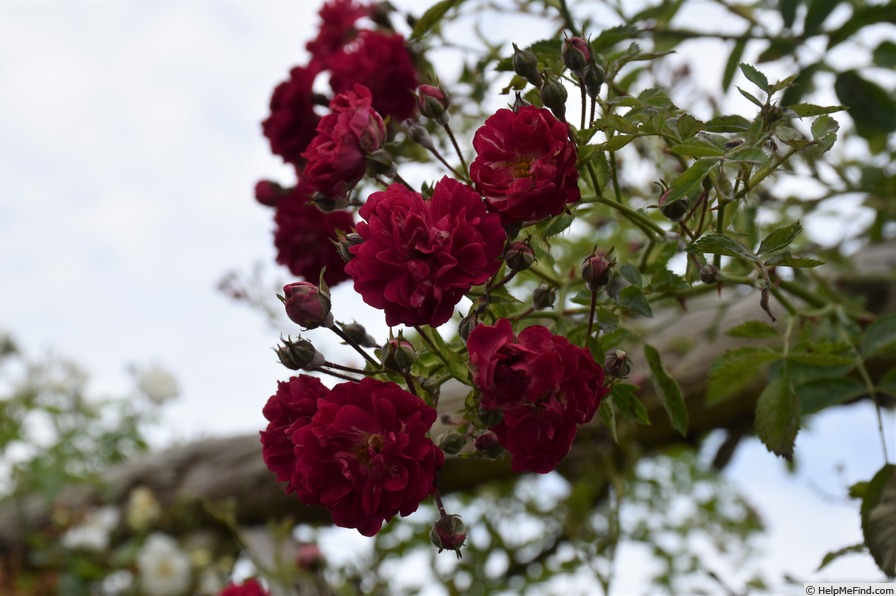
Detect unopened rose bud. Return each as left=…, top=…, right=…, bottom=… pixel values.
left=296, top=543, right=324, bottom=573
left=275, top=336, right=325, bottom=370
left=583, top=63, right=605, bottom=100
left=540, top=73, right=568, bottom=122
left=533, top=285, right=557, bottom=310
left=382, top=337, right=417, bottom=374
left=474, top=431, right=503, bottom=459
left=340, top=321, right=378, bottom=348
left=254, top=180, right=288, bottom=208
left=366, top=148, right=397, bottom=178
left=404, top=120, right=436, bottom=151
left=458, top=312, right=479, bottom=342
left=281, top=282, right=333, bottom=329
left=562, top=36, right=592, bottom=78
left=504, top=240, right=535, bottom=271
left=439, top=432, right=466, bottom=455
left=582, top=252, right=614, bottom=292
left=416, top=84, right=450, bottom=125
left=511, top=43, right=543, bottom=87
left=334, top=231, right=363, bottom=263
left=604, top=349, right=632, bottom=379
left=477, top=406, right=503, bottom=428
left=311, top=192, right=349, bottom=212
left=660, top=198, right=689, bottom=222
left=700, top=264, right=720, bottom=284
left=430, top=514, right=466, bottom=558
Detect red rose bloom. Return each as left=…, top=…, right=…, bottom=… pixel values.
left=345, top=176, right=505, bottom=327
left=329, top=31, right=418, bottom=121
left=262, top=66, right=321, bottom=167
left=274, top=186, right=354, bottom=287
left=260, top=375, right=330, bottom=494
left=302, top=84, right=385, bottom=199
left=467, top=318, right=609, bottom=473
left=290, top=377, right=444, bottom=536
left=470, top=105, right=580, bottom=225
left=219, top=578, right=269, bottom=596
left=306, top=0, right=369, bottom=69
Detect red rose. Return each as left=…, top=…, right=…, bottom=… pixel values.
left=262, top=66, right=321, bottom=167
left=260, top=375, right=330, bottom=493
left=470, top=105, right=580, bottom=225
left=302, top=84, right=385, bottom=199
left=329, top=31, right=418, bottom=121
left=219, top=578, right=269, bottom=596
left=306, top=0, right=369, bottom=69
left=345, top=176, right=505, bottom=327
left=290, top=378, right=444, bottom=536
left=467, top=319, right=609, bottom=473
left=274, top=187, right=354, bottom=287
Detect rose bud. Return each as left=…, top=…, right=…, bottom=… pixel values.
left=539, top=73, right=568, bottom=122
left=477, top=406, right=503, bottom=428
left=438, top=432, right=467, bottom=455
left=281, top=282, right=333, bottom=329
left=334, top=231, right=363, bottom=263
left=404, top=120, right=436, bottom=151
left=474, top=431, right=504, bottom=459
left=660, top=198, right=689, bottom=222
left=382, top=336, right=417, bottom=374
left=582, top=252, right=614, bottom=292
left=458, top=311, right=480, bottom=342
left=340, top=321, right=378, bottom=348
left=604, top=349, right=632, bottom=379
left=503, top=240, right=535, bottom=271
left=416, top=84, right=450, bottom=125
left=366, top=148, right=397, bottom=178
left=296, top=544, right=324, bottom=573
left=254, top=180, right=288, bottom=208
left=583, top=62, right=605, bottom=100
left=511, top=91, right=531, bottom=112
left=311, top=192, right=349, bottom=212
left=430, top=514, right=466, bottom=559
left=533, top=284, right=557, bottom=310
left=700, top=264, right=720, bottom=284
left=511, top=43, right=543, bottom=87
left=275, top=336, right=324, bottom=371
left=562, top=36, right=592, bottom=78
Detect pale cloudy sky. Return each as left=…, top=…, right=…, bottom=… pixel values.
left=0, top=0, right=891, bottom=592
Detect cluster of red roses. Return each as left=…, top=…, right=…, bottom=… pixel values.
left=256, top=0, right=610, bottom=543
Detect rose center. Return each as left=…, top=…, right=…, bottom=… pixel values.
left=512, top=157, right=533, bottom=178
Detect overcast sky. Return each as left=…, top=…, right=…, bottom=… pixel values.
left=0, top=0, right=891, bottom=592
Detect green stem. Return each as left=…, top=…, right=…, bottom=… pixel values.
left=557, top=0, right=579, bottom=35
left=443, top=122, right=469, bottom=177
left=586, top=195, right=666, bottom=239
left=330, top=325, right=381, bottom=369
left=585, top=161, right=604, bottom=197
left=586, top=290, right=597, bottom=350
left=777, top=279, right=826, bottom=309
left=734, top=146, right=802, bottom=200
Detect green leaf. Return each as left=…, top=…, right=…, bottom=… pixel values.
left=725, top=145, right=769, bottom=163
left=861, top=464, right=896, bottom=577
left=757, top=221, right=802, bottom=255
left=786, top=352, right=855, bottom=367
left=722, top=38, right=748, bottom=91
left=705, top=114, right=752, bottom=133
left=829, top=4, right=896, bottom=49
left=739, top=63, right=769, bottom=91
left=879, top=367, right=896, bottom=399
left=797, top=377, right=865, bottom=415
left=727, top=321, right=779, bottom=338
left=599, top=397, right=618, bottom=443
left=644, top=344, right=688, bottom=436
left=862, top=315, right=896, bottom=356
left=669, top=139, right=726, bottom=158
left=707, top=346, right=782, bottom=402
left=618, top=286, right=653, bottom=318
left=763, top=253, right=825, bottom=268
left=780, top=0, right=800, bottom=29
left=610, top=383, right=651, bottom=425
left=788, top=103, right=846, bottom=117
left=835, top=71, right=896, bottom=144
left=873, top=40, right=896, bottom=68
left=754, top=376, right=800, bottom=459
left=619, top=263, right=643, bottom=287
left=603, top=113, right=640, bottom=135
left=419, top=326, right=469, bottom=384
left=817, top=544, right=866, bottom=572
left=803, top=0, right=841, bottom=36
left=768, top=73, right=800, bottom=95
left=591, top=24, right=639, bottom=53
left=737, top=86, right=764, bottom=107
left=541, top=211, right=575, bottom=237
left=686, top=233, right=759, bottom=263
left=664, top=157, right=720, bottom=205
left=410, top=0, right=463, bottom=40
left=598, top=134, right=637, bottom=151
left=811, top=114, right=839, bottom=140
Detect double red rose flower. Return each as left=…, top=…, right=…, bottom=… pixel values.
left=470, top=105, right=580, bottom=225
left=467, top=318, right=609, bottom=473
left=260, top=375, right=444, bottom=537
left=346, top=176, right=505, bottom=327
left=306, top=0, right=370, bottom=70
left=262, top=65, right=321, bottom=167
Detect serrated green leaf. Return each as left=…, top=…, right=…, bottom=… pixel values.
left=803, top=0, right=841, bottom=36
left=618, top=286, right=653, bottom=318
left=862, top=315, right=896, bottom=357
left=598, top=134, right=637, bottom=151
left=410, top=0, right=463, bottom=40
left=788, top=103, right=846, bottom=117
left=541, top=211, right=575, bottom=237
left=817, top=544, right=866, bottom=572
left=591, top=24, right=639, bottom=53
left=664, top=157, right=720, bottom=205
left=723, top=38, right=748, bottom=92
left=727, top=321, right=779, bottom=338
left=725, top=145, right=769, bottom=163
left=686, top=233, right=759, bottom=263
left=757, top=221, right=802, bottom=255
left=647, top=269, right=687, bottom=293
left=708, top=346, right=782, bottom=402
left=739, top=63, right=769, bottom=91
left=769, top=73, right=800, bottom=95
left=835, top=71, right=896, bottom=142
left=610, top=383, right=651, bottom=425
left=705, top=114, right=752, bottom=133
left=861, top=464, right=896, bottom=577
left=604, top=113, right=640, bottom=135
left=763, top=254, right=825, bottom=268
left=811, top=114, right=839, bottom=141
left=797, top=377, right=865, bottom=415
left=599, top=397, right=618, bottom=442
left=619, top=263, right=643, bottom=288
left=737, top=86, right=764, bottom=107
left=780, top=0, right=799, bottom=28
left=644, top=344, right=688, bottom=436
left=670, top=139, right=726, bottom=158
left=671, top=113, right=703, bottom=139
left=754, top=376, right=799, bottom=459
left=419, top=326, right=469, bottom=384
left=828, top=4, right=896, bottom=49
left=786, top=352, right=855, bottom=367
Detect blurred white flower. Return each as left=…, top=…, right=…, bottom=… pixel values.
left=136, top=533, right=192, bottom=596
left=134, top=364, right=179, bottom=405
left=126, top=485, right=161, bottom=531
left=60, top=505, right=120, bottom=552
